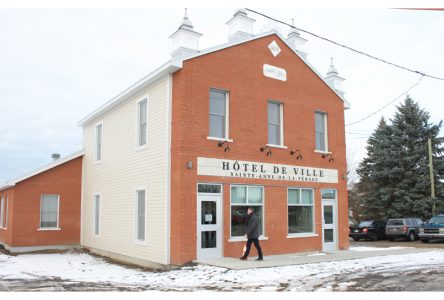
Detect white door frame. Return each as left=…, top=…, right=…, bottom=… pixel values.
left=321, top=198, right=338, bottom=252
left=197, top=184, right=223, bottom=259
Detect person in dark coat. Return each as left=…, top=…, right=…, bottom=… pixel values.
left=240, top=207, right=263, bottom=261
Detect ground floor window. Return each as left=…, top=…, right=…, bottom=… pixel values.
left=40, top=194, right=59, bottom=229
left=288, top=188, right=314, bottom=234
left=94, top=194, right=100, bottom=236
left=135, top=189, right=146, bottom=242
left=230, top=185, right=264, bottom=237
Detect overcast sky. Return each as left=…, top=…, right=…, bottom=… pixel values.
left=0, top=8, right=443, bottom=183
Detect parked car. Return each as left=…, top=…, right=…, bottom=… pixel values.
left=419, top=214, right=444, bottom=243
left=385, top=218, right=423, bottom=241
left=349, top=220, right=386, bottom=241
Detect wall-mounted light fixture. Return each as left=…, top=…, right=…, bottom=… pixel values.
left=260, top=145, right=272, bottom=157
left=322, top=153, right=334, bottom=162
left=186, top=161, right=193, bottom=169
left=217, top=140, right=230, bottom=152
left=290, top=149, right=303, bottom=160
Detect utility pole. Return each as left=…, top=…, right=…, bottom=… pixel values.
left=428, top=137, right=436, bottom=215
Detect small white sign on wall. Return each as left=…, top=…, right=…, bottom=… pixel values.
left=263, top=64, right=287, bottom=82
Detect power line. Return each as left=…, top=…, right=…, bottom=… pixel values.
left=345, top=75, right=424, bottom=126
left=245, top=8, right=444, bottom=82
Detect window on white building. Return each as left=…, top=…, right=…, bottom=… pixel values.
left=288, top=188, right=314, bottom=235
left=315, top=112, right=328, bottom=152
left=94, top=194, right=100, bottom=236
left=268, top=101, right=283, bottom=146
left=230, top=185, right=264, bottom=238
left=135, top=190, right=146, bottom=242
left=40, top=194, right=59, bottom=229
left=95, top=123, right=103, bottom=162
left=137, top=99, right=148, bottom=147
left=209, top=89, right=229, bottom=139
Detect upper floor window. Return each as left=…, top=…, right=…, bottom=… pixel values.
left=209, top=89, right=229, bottom=139
left=95, top=122, right=103, bottom=162
left=40, top=194, right=59, bottom=229
left=315, top=112, right=328, bottom=152
left=137, top=99, right=148, bottom=147
left=268, top=101, right=283, bottom=146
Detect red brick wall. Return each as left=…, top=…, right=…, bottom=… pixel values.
left=170, top=34, right=349, bottom=265
left=0, top=187, right=15, bottom=246
left=5, top=156, right=82, bottom=248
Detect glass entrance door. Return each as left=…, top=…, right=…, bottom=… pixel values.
left=321, top=189, right=337, bottom=252
left=197, top=184, right=222, bottom=259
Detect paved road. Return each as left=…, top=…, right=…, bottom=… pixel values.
left=349, top=238, right=444, bottom=249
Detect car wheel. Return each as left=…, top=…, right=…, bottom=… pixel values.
left=408, top=231, right=415, bottom=242
left=421, top=239, right=429, bottom=243
left=370, top=233, right=378, bottom=241
left=388, top=238, right=394, bottom=242
left=353, top=238, right=360, bottom=242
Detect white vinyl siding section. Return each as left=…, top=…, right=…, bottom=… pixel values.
left=81, top=77, right=169, bottom=265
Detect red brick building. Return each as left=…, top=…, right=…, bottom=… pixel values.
left=78, top=9, right=350, bottom=268
left=0, top=152, right=83, bottom=252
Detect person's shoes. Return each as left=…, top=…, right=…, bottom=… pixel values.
left=256, top=257, right=263, bottom=261
left=239, top=256, right=247, bottom=260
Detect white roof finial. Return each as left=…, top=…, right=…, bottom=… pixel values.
left=327, top=57, right=339, bottom=75
left=292, top=18, right=295, bottom=27
left=184, top=8, right=188, bottom=20
left=179, top=8, right=193, bottom=29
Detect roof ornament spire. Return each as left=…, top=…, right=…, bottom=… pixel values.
left=327, top=57, right=339, bottom=75
left=286, top=17, right=307, bottom=59
left=169, top=8, right=203, bottom=59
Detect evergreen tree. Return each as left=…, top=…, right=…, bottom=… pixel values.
left=357, top=97, right=444, bottom=220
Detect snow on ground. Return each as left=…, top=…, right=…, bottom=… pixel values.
left=1, top=250, right=444, bottom=291
left=349, top=246, right=414, bottom=252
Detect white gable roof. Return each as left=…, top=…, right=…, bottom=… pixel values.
left=78, top=29, right=349, bottom=127
left=0, top=150, right=84, bottom=192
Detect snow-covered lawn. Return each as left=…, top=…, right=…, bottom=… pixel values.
left=1, top=249, right=444, bottom=291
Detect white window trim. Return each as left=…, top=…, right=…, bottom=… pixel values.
left=315, top=111, right=328, bottom=152
left=287, top=187, right=316, bottom=237
left=229, top=184, right=266, bottom=239
left=39, top=194, right=60, bottom=230
left=93, top=193, right=101, bottom=237
left=134, top=187, right=148, bottom=245
left=208, top=88, right=230, bottom=140
left=135, top=97, right=149, bottom=150
left=94, top=121, right=103, bottom=164
left=0, top=197, right=4, bottom=229
left=267, top=100, right=285, bottom=147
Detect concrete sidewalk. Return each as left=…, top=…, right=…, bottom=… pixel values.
left=195, top=247, right=439, bottom=270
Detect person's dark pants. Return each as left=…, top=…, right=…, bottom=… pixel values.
left=243, top=238, right=263, bottom=258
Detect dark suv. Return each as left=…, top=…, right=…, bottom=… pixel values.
left=349, top=220, right=386, bottom=241
left=385, top=218, right=423, bottom=241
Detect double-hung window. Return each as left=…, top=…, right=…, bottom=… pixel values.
left=95, top=122, right=103, bottom=162
left=135, top=189, right=146, bottom=242
left=268, top=101, right=283, bottom=146
left=0, top=197, right=4, bottom=228
left=40, top=194, right=59, bottom=229
left=288, top=188, right=314, bottom=235
left=137, top=99, right=148, bottom=147
left=209, top=89, right=229, bottom=139
left=94, top=194, right=100, bottom=236
left=315, top=112, right=328, bottom=152
left=230, top=185, right=264, bottom=238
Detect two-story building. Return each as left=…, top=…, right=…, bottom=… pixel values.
left=78, top=9, right=350, bottom=268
